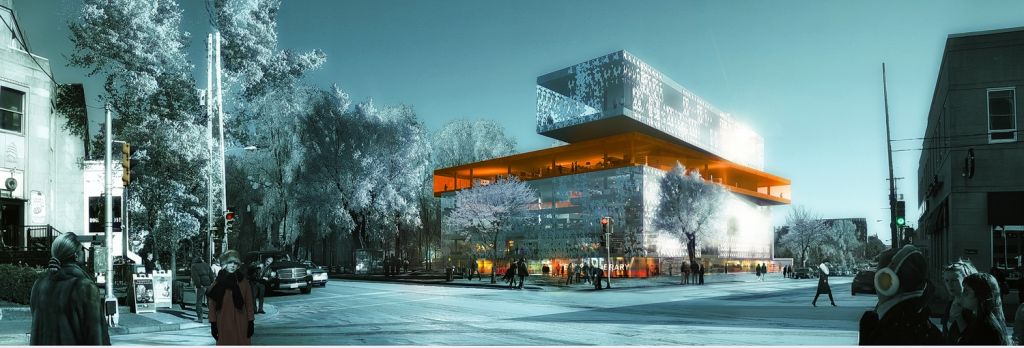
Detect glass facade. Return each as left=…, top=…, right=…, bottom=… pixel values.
left=537, top=50, right=765, bottom=170
left=439, top=51, right=787, bottom=277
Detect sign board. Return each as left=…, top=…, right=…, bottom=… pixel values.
left=94, top=247, right=107, bottom=274
left=152, top=270, right=173, bottom=309
left=88, top=196, right=122, bottom=232
left=131, top=273, right=156, bottom=313
left=30, top=191, right=45, bottom=224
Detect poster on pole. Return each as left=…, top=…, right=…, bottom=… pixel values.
left=152, top=270, right=173, bottom=309
left=131, top=273, right=155, bottom=313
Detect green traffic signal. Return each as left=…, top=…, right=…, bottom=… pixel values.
left=896, top=217, right=905, bottom=226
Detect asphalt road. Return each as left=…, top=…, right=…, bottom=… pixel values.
left=111, top=276, right=877, bottom=345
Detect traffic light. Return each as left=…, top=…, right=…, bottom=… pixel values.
left=225, top=209, right=236, bottom=234
left=600, top=233, right=606, bottom=248
left=121, top=143, right=131, bottom=186
left=895, top=200, right=906, bottom=227
left=600, top=217, right=610, bottom=247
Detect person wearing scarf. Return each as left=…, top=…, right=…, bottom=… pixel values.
left=29, top=232, right=110, bottom=345
left=208, top=250, right=255, bottom=345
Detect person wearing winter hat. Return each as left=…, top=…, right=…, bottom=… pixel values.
left=208, top=250, right=255, bottom=345
left=858, top=245, right=944, bottom=345
left=941, top=259, right=978, bottom=344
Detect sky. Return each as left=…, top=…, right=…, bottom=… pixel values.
left=10, top=0, right=1024, bottom=245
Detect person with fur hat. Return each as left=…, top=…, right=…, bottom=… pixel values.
left=957, top=273, right=1009, bottom=345
left=208, top=250, right=255, bottom=345
left=29, top=232, right=110, bottom=345
left=858, top=245, right=944, bottom=345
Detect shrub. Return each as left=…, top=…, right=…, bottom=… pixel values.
left=0, top=264, right=45, bottom=305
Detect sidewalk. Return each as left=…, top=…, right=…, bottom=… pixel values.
left=0, top=301, right=278, bottom=344
left=331, top=270, right=786, bottom=291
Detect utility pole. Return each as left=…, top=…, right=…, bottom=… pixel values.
left=104, top=104, right=118, bottom=326
left=206, top=33, right=215, bottom=263
left=883, top=63, right=898, bottom=250
left=216, top=31, right=228, bottom=254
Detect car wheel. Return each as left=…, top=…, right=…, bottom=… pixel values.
left=300, top=287, right=312, bottom=294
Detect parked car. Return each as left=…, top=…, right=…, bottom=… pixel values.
left=792, top=268, right=813, bottom=279
left=852, top=270, right=877, bottom=295
left=302, top=260, right=329, bottom=287
left=245, top=251, right=314, bottom=294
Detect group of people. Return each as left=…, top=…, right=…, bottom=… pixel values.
left=28, top=232, right=258, bottom=345
left=559, top=261, right=610, bottom=289
left=857, top=244, right=1020, bottom=345
left=679, top=261, right=705, bottom=285
left=501, top=258, right=530, bottom=289
left=754, top=262, right=769, bottom=282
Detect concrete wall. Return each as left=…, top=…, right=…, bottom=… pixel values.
left=0, top=3, right=86, bottom=238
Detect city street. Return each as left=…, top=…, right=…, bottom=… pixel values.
left=113, top=276, right=875, bottom=345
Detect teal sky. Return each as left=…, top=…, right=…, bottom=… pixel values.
left=11, top=0, right=1024, bottom=244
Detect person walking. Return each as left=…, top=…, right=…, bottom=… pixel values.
left=209, top=250, right=256, bottom=346
left=755, top=263, right=762, bottom=281
left=680, top=262, right=688, bottom=285
left=253, top=257, right=272, bottom=314
left=517, top=258, right=528, bottom=289
left=698, top=262, right=705, bottom=285
left=582, top=263, right=592, bottom=284
left=762, top=263, right=768, bottom=281
left=191, top=255, right=215, bottom=323
left=29, top=232, right=110, bottom=345
left=471, top=259, right=479, bottom=281
left=858, top=245, right=943, bottom=345
left=956, top=273, right=1009, bottom=345
left=941, top=260, right=978, bottom=344
left=506, top=261, right=518, bottom=288
left=812, top=260, right=836, bottom=307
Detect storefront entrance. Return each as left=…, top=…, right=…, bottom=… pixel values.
left=992, top=225, right=1024, bottom=280
left=0, top=199, right=24, bottom=248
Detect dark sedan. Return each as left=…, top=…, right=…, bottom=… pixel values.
left=852, top=270, right=877, bottom=295
left=792, top=268, right=813, bottom=279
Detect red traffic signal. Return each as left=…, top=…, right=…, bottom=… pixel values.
left=601, top=217, right=609, bottom=226
left=225, top=211, right=236, bottom=221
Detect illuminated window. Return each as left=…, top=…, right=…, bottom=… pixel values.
left=988, top=88, right=1016, bottom=143
left=0, top=87, right=24, bottom=133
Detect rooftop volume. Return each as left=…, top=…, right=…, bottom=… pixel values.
left=536, top=50, right=764, bottom=170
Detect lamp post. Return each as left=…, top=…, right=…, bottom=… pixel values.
left=103, top=104, right=118, bottom=326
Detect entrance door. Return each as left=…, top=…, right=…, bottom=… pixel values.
left=992, top=225, right=1024, bottom=286
left=0, top=199, right=24, bottom=248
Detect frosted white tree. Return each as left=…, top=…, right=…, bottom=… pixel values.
left=815, top=220, right=863, bottom=267
left=69, top=0, right=208, bottom=274
left=432, top=119, right=517, bottom=169
left=654, top=163, right=726, bottom=266
left=780, top=206, right=827, bottom=268
left=299, top=87, right=431, bottom=264
left=446, top=176, right=537, bottom=283
left=210, top=0, right=327, bottom=255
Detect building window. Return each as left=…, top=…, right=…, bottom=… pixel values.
left=0, top=87, right=25, bottom=133
left=988, top=88, right=1016, bottom=143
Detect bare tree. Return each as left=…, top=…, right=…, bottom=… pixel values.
left=654, top=163, right=727, bottom=266
left=446, top=176, right=537, bottom=283
left=780, top=206, right=827, bottom=268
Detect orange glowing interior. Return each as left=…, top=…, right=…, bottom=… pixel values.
left=433, top=132, right=790, bottom=205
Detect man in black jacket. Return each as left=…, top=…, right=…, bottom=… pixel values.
left=859, top=245, right=943, bottom=345
left=191, top=255, right=216, bottom=322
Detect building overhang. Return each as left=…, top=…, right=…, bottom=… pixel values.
left=433, top=132, right=790, bottom=205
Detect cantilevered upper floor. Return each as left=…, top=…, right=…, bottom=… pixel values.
left=433, top=132, right=790, bottom=206
left=536, top=50, right=764, bottom=171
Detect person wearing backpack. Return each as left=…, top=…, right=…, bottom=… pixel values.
left=191, top=254, right=216, bottom=323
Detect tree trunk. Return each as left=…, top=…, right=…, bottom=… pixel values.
left=491, top=235, right=498, bottom=284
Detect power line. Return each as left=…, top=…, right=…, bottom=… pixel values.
left=892, top=142, right=1021, bottom=153
left=1, top=5, right=107, bottom=112
left=890, top=129, right=1024, bottom=142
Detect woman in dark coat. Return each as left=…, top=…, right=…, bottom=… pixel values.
left=956, top=273, right=1009, bottom=345
left=30, top=232, right=110, bottom=345
left=208, top=250, right=255, bottom=346
left=812, top=261, right=836, bottom=307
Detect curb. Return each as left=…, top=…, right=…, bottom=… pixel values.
left=0, top=307, right=30, bottom=321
